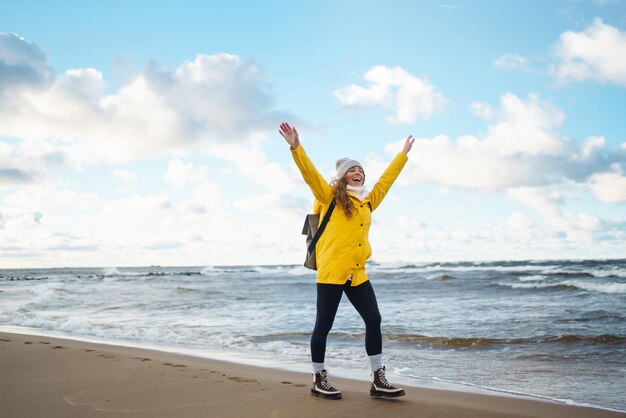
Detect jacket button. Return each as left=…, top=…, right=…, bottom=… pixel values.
left=358, top=244, right=362, bottom=246
left=360, top=224, right=363, bottom=226
left=356, top=264, right=359, bottom=267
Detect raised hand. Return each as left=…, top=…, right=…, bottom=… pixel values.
left=279, top=122, right=300, bottom=149
left=402, top=135, right=415, bottom=155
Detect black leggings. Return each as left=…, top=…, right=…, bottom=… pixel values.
left=311, top=280, right=382, bottom=363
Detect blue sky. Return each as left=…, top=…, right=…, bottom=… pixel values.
left=1, top=0, right=625, bottom=267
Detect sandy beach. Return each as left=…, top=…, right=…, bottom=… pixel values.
left=0, top=332, right=623, bottom=418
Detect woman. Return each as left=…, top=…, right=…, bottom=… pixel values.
left=279, top=122, right=414, bottom=400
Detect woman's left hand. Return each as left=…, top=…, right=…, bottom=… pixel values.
left=402, top=135, right=415, bottom=154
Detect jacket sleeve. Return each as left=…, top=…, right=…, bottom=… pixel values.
left=368, top=152, right=408, bottom=211
left=291, top=145, right=334, bottom=205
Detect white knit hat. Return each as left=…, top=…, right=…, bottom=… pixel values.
left=336, top=158, right=363, bottom=178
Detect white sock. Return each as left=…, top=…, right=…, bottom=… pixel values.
left=369, top=354, right=383, bottom=372
left=312, top=362, right=325, bottom=373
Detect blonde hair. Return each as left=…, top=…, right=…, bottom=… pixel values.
left=330, top=176, right=355, bottom=218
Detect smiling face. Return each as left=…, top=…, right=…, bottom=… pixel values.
left=345, top=166, right=365, bottom=187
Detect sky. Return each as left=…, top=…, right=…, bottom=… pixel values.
left=1, top=0, right=626, bottom=268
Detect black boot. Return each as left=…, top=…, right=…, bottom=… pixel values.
left=311, top=370, right=342, bottom=400
left=370, top=366, right=405, bottom=398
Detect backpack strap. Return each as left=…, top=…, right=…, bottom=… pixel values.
left=307, top=200, right=336, bottom=254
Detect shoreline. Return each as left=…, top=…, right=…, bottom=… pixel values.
left=1, top=325, right=613, bottom=409
left=1, top=331, right=624, bottom=418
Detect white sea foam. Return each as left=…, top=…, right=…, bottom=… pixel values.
left=561, top=280, right=626, bottom=294
left=498, top=281, right=561, bottom=290
left=286, top=265, right=315, bottom=276
left=590, top=268, right=626, bottom=278
left=101, top=267, right=121, bottom=276
left=500, top=279, right=626, bottom=294
left=394, top=368, right=625, bottom=412
left=200, top=266, right=216, bottom=274
left=517, top=275, right=547, bottom=282
left=436, top=264, right=559, bottom=272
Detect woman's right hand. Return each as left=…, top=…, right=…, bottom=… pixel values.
left=279, top=122, right=300, bottom=149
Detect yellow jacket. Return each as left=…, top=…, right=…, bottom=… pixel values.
left=291, top=145, right=408, bottom=286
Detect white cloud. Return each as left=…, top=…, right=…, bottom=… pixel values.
left=473, top=93, right=565, bottom=156
left=209, top=142, right=298, bottom=191
left=492, top=53, right=529, bottom=70
left=0, top=181, right=239, bottom=265
left=384, top=92, right=626, bottom=213
left=507, top=186, right=564, bottom=217
left=164, top=159, right=208, bottom=188
left=573, top=136, right=605, bottom=161
left=0, top=138, right=65, bottom=187
left=234, top=190, right=309, bottom=223
left=506, top=211, right=535, bottom=230
left=553, top=19, right=626, bottom=86
left=588, top=166, right=626, bottom=202
left=0, top=34, right=288, bottom=168
left=368, top=207, right=626, bottom=263
left=334, top=65, right=446, bottom=124
left=388, top=93, right=571, bottom=190
left=5, top=187, right=101, bottom=210
left=113, top=169, right=136, bottom=181
left=0, top=32, right=51, bottom=90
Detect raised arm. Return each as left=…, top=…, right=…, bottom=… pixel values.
left=279, top=122, right=333, bottom=204
left=368, top=135, right=414, bottom=210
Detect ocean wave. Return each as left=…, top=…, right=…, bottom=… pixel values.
left=256, top=332, right=626, bottom=348
left=372, top=263, right=560, bottom=273
left=0, top=275, right=51, bottom=281
left=425, top=274, right=453, bottom=281
left=366, top=260, right=572, bottom=275
left=255, top=332, right=311, bottom=340
left=544, top=334, right=626, bottom=345
left=386, top=333, right=626, bottom=348
left=591, top=268, right=626, bottom=278
left=98, top=269, right=205, bottom=279
left=98, top=268, right=144, bottom=278
left=516, top=275, right=547, bottom=282
left=496, top=281, right=579, bottom=291
left=393, top=368, right=622, bottom=413
left=497, top=279, right=626, bottom=294
left=564, top=280, right=626, bottom=294
left=200, top=266, right=271, bottom=275
left=555, top=310, right=626, bottom=323
left=541, top=270, right=595, bottom=278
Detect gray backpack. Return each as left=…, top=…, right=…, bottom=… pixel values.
left=301, top=200, right=336, bottom=270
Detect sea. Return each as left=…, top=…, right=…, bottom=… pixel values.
left=1, top=259, right=625, bottom=412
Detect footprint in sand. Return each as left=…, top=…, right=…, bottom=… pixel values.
left=282, top=381, right=306, bottom=388
left=162, top=362, right=186, bottom=368
left=24, top=341, right=33, bottom=344
left=98, top=353, right=115, bottom=359
left=83, top=349, right=95, bottom=352
left=38, top=341, right=50, bottom=345
left=52, top=346, right=65, bottom=349
left=228, top=376, right=258, bottom=384
left=0, top=339, right=11, bottom=342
